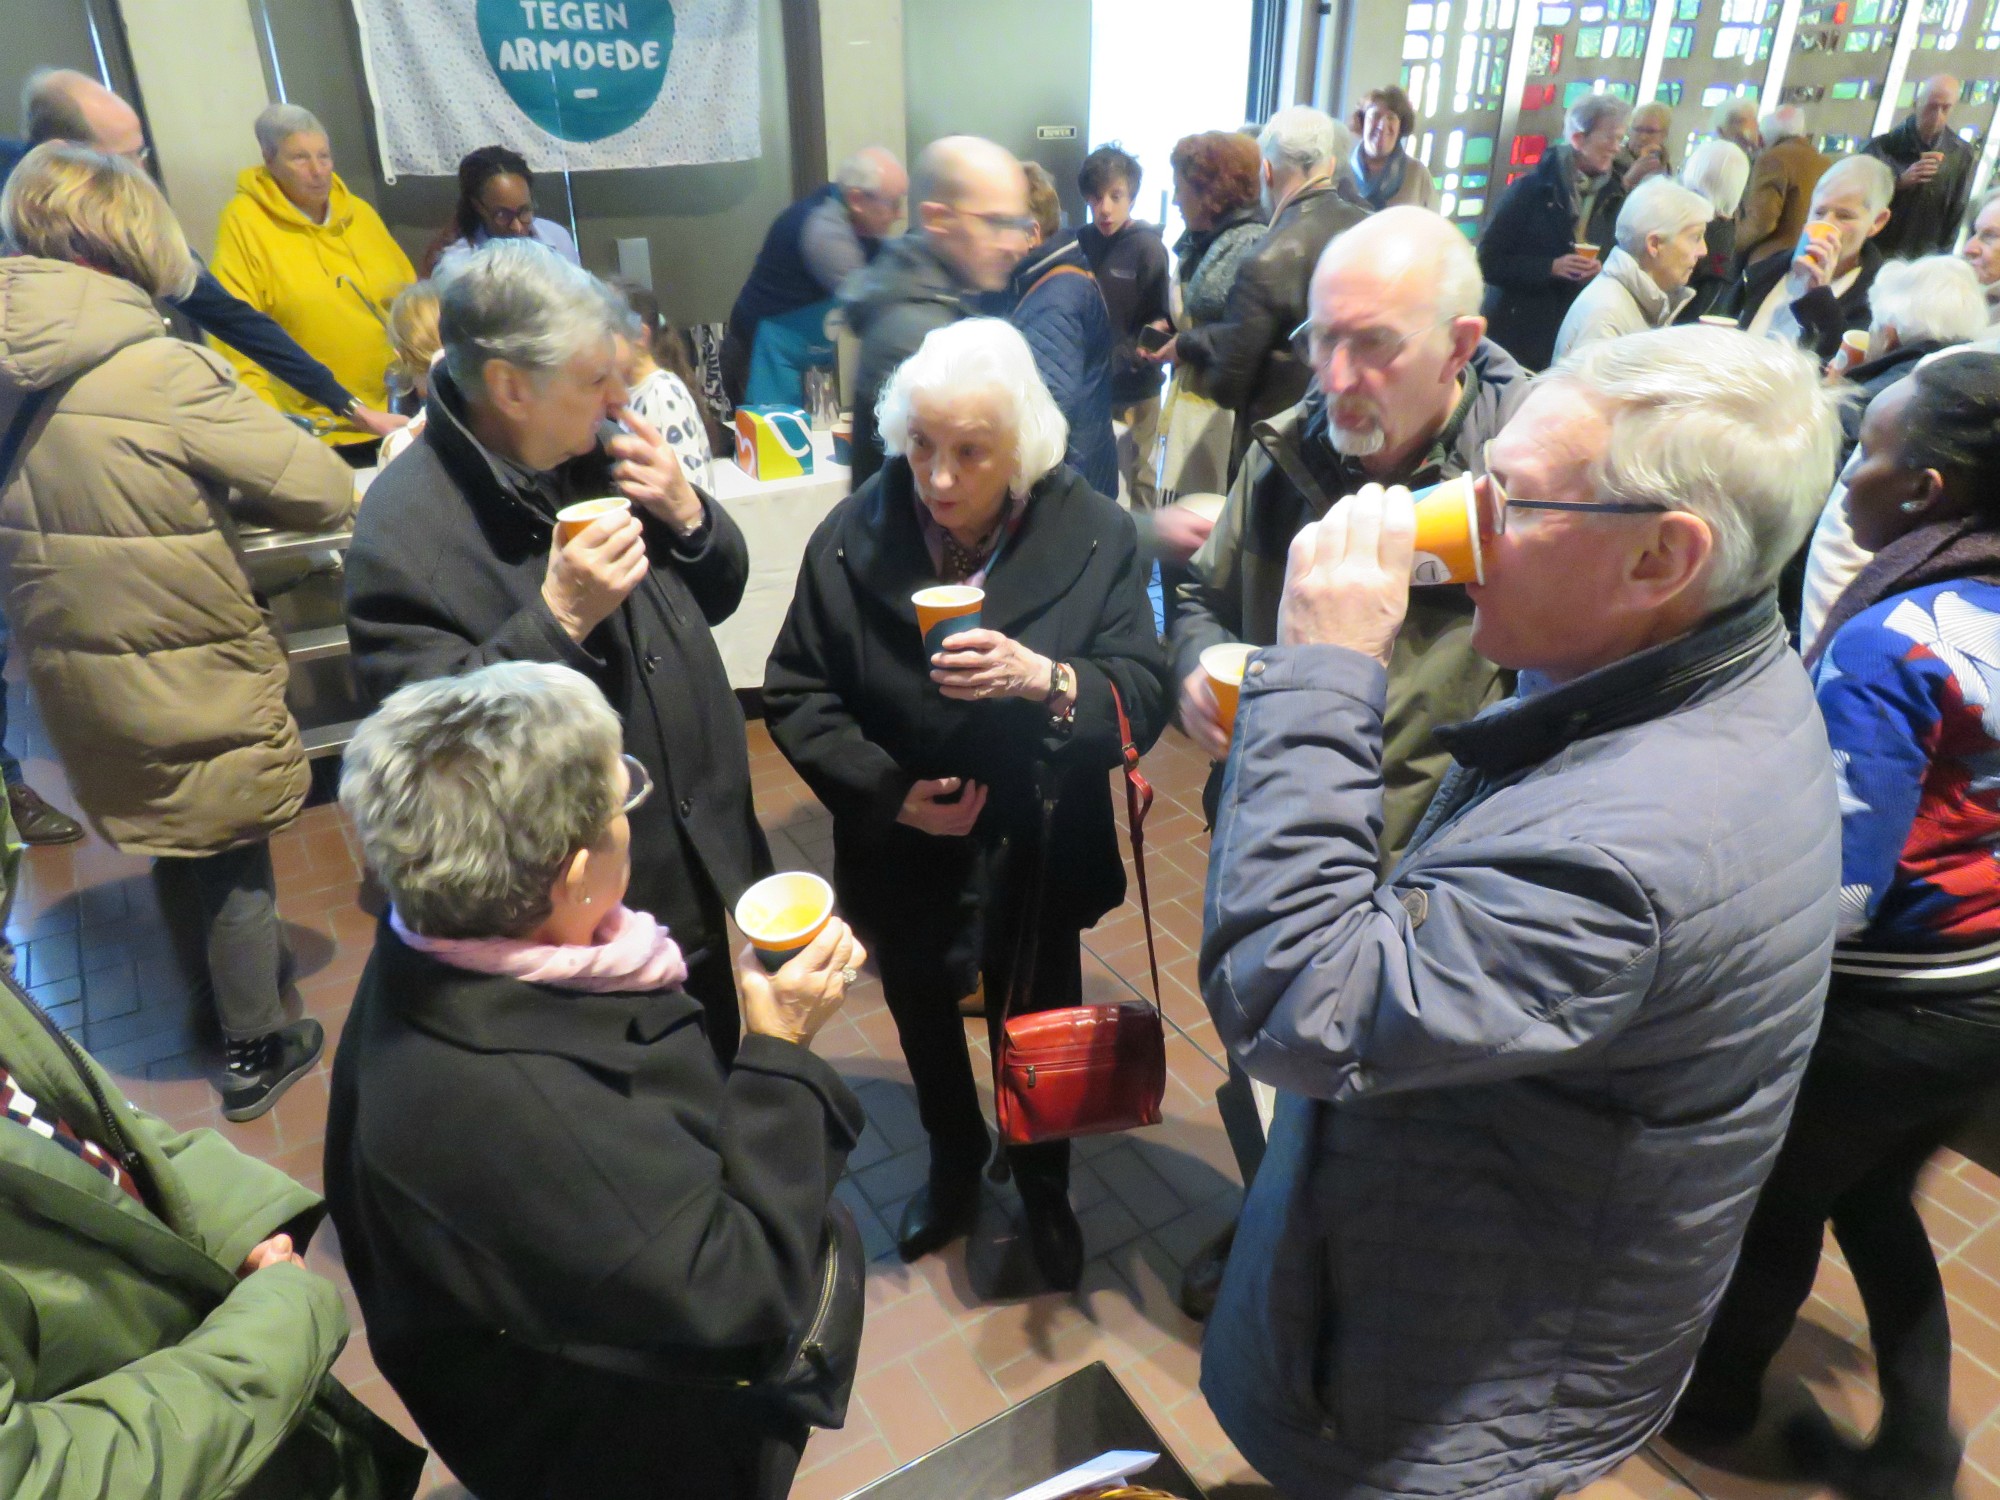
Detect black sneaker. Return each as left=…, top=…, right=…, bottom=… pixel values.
left=218, top=1019, right=323, bottom=1122
left=8, top=783, right=83, bottom=846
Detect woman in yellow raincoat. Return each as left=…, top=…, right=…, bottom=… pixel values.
left=210, top=104, right=414, bottom=454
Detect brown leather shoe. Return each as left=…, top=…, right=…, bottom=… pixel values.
left=957, top=981, right=986, bottom=1017
left=7, top=783, right=83, bottom=846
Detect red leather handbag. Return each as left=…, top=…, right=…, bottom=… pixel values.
left=994, top=684, right=1167, bottom=1147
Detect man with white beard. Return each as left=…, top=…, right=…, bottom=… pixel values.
left=1174, top=206, right=1528, bottom=854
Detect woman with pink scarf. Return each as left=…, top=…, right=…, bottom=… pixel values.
left=324, top=661, right=867, bottom=1500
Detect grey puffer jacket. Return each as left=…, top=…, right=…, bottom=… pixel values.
left=1198, top=595, right=1838, bottom=1500
left=839, top=233, right=978, bottom=488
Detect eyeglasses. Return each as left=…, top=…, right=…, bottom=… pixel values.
left=963, top=209, right=1036, bottom=236
left=483, top=201, right=536, bottom=230
left=1289, top=316, right=1445, bottom=371
left=617, top=753, right=653, bottom=816
left=1473, top=441, right=1676, bottom=533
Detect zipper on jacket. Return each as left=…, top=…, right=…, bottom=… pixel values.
left=795, top=1231, right=843, bottom=1376
left=14, top=976, right=145, bottom=1184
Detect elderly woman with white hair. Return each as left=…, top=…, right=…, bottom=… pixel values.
left=1840, top=255, right=1990, bottom=441
left=346, top=240, right=764, bottom=1067
left=210, top=102, right=414, bottom=457
left=1553, top=176, right=1713, bottom=358
left=327, top=660, right=867, bottom=1500
left=1677, top=137, right=1751, bottom=320
left=1727, top=153, right=1895, bottom=362
left=764, top=318, right=1169, bottom=1291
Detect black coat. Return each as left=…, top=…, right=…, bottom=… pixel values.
left=1176, top=181, right=1368, bottom=455
left=1865, top=115, right=1978, bottom=259
left=839, top=234, right=979, bottom=488
left=761, top=459, right=1169, bottom=939
left=1477, top=146, right=1628, bottom=372
left=1723, top=240, right=1884, bottom=362
left=344, top=369, right=768, bottom=966
left=324, top=926, right=866, bottom=1500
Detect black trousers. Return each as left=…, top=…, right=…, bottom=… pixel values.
left=849, top=835, right=1075, bottom=1190
left=1683, top=989, right=2000, bottom=1453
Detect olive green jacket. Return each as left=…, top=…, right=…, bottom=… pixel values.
left=0, top=986, right=424, bottom=1500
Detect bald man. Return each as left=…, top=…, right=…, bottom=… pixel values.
left=1866, top=75, right=1976, bottom=257
left=723, top=145, right=908, bottom=405
left=839, top=135, right=1032, bottom=488
left=1174, top=205, right=1526, bottom=856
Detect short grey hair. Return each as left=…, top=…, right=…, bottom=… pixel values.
left=1259, top=106, right=1345, bottom=177
left=1680, top=139, right=1750, bottom=218
left=1615, top=176, right=1713, bottom=255
left=437, top=238, right=624, bottom=396
left=20, top=68, right=91, bottom=145
left=1712, top=97, right=1758, bottom=136
left=254, top=103, right=326, bottom=161
left=1545, top=326, right=1842, bottom=608
left=1816, top=153, right=1896, bottom=217
left=1566, top=93, right=1631, bottom=140
left=837, top=147, right=901, bottom=196
left=1762, top=105, right=1809, bottom=144
left=1627, top=101, right=1673, bottom=133
left=341, top=662, right=624, bottom=940
left=877, top=318, right=1068, bottom=496
left=1868, top=255, right=1989, bottom=346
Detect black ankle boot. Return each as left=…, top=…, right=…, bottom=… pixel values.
left=1016, top=1173, right=1083, bottom=1292
left=897, top=1154, right=982, bottom=1262
left=1784, top=1405, right=1961, bottom=1500
left=219, top=1019, right=322, bottom=1123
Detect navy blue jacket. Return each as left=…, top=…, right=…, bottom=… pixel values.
left=1477, top=146, right=1627, bottom=372
left=729, top=184, right=873, bottom=343
left=1007, top=232, right=1119, bottom=496
left=0, top=137, right=356, bottom=416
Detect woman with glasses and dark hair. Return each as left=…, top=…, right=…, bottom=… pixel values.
left=1673, top=350, right=2000, bottom=1500
left=421, top=144, right=582, bottom=276
left=210, top=103, right=414, bottom=459
left=328, top=660, right=867, bottom=1500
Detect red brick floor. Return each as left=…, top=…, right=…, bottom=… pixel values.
left=19, top=692, right=2000, bottom=1499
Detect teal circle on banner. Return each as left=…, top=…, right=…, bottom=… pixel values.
left=477, top=0, right=676, bottom=143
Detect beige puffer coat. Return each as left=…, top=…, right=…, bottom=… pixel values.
left=0, top=258, right=355, bottom=858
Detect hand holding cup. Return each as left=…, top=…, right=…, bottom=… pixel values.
left=930, top=628, right=1053, bottom=702
left=1277, top=483, right=1417, bottom=667
left=737, top=919, right=867, bottom=1048
left=544, top=503, right=647, bottom=642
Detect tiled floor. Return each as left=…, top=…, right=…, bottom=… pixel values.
left=20, top=680, right=2000, bottom=1500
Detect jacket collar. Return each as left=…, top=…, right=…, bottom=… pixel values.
left=1436, top=592, right=1784, bottom=778
left=1008, top=230, right=1089, bottom=297
left=1601, top=245, right=1692, bottom=326
left=1270, top=177, right=1337, bottom=224
left=422, top=366, right=612, bottom=533
left=375, top=923, right=697, bottom=1077
left=839, top=459, right=1099, bottom=634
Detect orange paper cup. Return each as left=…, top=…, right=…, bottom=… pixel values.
left=1572, top=241, right=1600, bottom=262
left=735, top=871, right=835, bottom=973
left=1409, top=475, right=1485, bottom=586
left=555, top=496, right=630, bottom=545
left=912, top=585, right=985, bottom=657
left=1840, top=329, right=1871, bottom=366
left=1201, top=642, right=1256, bottom=737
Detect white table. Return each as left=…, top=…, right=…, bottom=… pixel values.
left=710, top=431, right=850, bottom=689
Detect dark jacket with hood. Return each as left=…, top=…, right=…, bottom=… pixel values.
left=342, top=367, right=767, bottom=1043
left=1007, top=230, right=1120, bottom=496
left=1176, top=180, right=1368, bottom=468
left=839, top=233, right=980, bottom=489
left=1478, top=145, right=1628, bottom=371
left=1076, top=217, right=1172, bottom=406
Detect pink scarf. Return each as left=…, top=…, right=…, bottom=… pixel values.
left=390, top=903, right=690, bottom=994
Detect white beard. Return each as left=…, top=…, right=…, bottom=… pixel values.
left=1329, top=422, right=1385, bottom=457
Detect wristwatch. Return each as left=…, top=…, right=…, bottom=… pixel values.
left=1045, top=660, right=1077, bottom=730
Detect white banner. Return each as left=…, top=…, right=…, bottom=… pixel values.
left=349, top=0, right=761, bottom=178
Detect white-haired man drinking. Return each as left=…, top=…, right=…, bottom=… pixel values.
left=1553, top=175, right=1714, bottom=358
left=1198, top=325, right=1844, bottom=1498
left=1728, top=153, right=1895, bottom=362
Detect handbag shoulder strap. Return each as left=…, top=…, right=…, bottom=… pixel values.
left=1024, top=262, right=1096, bottom=300
left=1110, top=680, right=1163, bottom=1013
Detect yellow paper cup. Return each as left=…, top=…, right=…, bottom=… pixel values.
left=1572, top=241, right=1600, bottom=262
left=913, top=585, right=985, bottom=657
left=735, top=871, right=835, bottom=973
left=1201, top=642, right=1256, bottom=738
left=555, top=496, right=630, bottom=545
left=1410, top=475, right=1485, bottom=586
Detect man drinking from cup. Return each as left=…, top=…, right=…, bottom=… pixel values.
left=345, top=240, right=766, bottom=1065
left=1865, top=75, right=1975, bottom=260
left=1727, top=155, right=1894, bottom=363
left=1198, top=325, right=1844, bottom=1500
